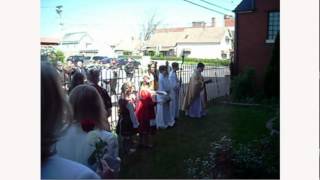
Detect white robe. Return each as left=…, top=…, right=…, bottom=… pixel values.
left=169, top=70, right=180, bottom=120
left=156, top=73, right=174, bottom=128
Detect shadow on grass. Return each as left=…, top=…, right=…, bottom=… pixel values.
left=119, top=102, right=276, bottom=178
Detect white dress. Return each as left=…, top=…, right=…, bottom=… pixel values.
left=169, top=70, right=180, bottom=120
left=41, top=154, right=100, bottom=179
left=56, top=123, right=121, bottom=172
left=156, top=73, right=174, bottom=128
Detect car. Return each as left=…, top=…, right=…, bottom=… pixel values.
left=131, top=59, right=141, bottom=69
left=101, top=57, right=112, bottom=64
left=116, top=58, right=128, bottom=67
left=66, top=55, right=85, bottom=63
left=92, top=56, right=108, bottom=61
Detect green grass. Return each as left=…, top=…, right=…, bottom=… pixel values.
left=119, top=103, right=276, bottom=178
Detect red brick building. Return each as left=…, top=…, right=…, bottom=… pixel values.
left=233, top=0, right=279, bottom=90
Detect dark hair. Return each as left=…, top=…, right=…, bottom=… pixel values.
left=197, top=62, right=205, bottom=68
left=159, top=65, right=167, bottom=73
left=69, top=72, right=84, bottom=93
left=41, top=62, right=71, bottom=163
left=87, top=68, right=100, bottom=84
left=172, top=62, right=179, bottom=69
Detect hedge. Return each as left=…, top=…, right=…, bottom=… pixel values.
left=151, top=56, right=230, bottom=66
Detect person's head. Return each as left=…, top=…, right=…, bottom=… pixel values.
left=150, top=63, right=156, bottom=73
left=70, top=72, right=84, bottom=90
left=87, top=68, right=100, bottom=84
left=121, top=82, right=132, bottom=96
left=77, top=61, right=83, bottom=68
left=67, top=60, right=73, bottom=66
left=172, top=62, right=179, bottom=71
left=197, top=62, right=205, bottom=72
left=56, top=61, right=63, bottom=71
left=41, top=62, right=71, bottom=162
left=69, top=85, right=108, bottom=131
left=159, top=65, right=168, bottom=75
left=142, top=74, right=150, bottom=85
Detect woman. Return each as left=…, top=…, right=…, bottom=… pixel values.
left=56, top=84, right=120, bottom=177
left=116, top=82, right=139, bottom=154
left=135, top=74, right=157, bottom=148
left=41, top=62, right=100, bottom=179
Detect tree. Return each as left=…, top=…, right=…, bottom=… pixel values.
left=140, top=13, right=162, bottom=41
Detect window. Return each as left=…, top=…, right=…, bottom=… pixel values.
left=267, top=11, right=280, bottom=41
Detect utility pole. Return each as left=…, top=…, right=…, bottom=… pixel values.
left=56, top=5, right=64, bottom=37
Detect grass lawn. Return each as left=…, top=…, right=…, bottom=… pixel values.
left=119, top=103, right=277, bottom=178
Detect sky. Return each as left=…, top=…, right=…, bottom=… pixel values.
left=41, top=0, right=242, bottom=44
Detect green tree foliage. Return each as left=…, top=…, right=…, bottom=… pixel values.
left=55, top=50, right=65, bottom=63
left=231, top=67, right=256, bottom=101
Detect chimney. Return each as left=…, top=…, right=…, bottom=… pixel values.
left=211, top=17, right=216, bottom=27
left=224, top=15, right=235, bottom=27
left=192, top=21, right=206, bottom=28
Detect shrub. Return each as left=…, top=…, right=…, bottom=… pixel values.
left=231, top=67, right=256, bottom=101
left=264, top=33, right=280, bottom=99
left=150, top=56, right=230, bottom=66
left=185, top=135, right=279, bottom=179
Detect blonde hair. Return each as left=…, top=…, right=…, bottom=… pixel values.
left=69, top=85, right=108, bottom=130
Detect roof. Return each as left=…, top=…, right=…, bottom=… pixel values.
left=61, top=32, right=93, bottom=44
left=233, top=0, right=255, bottom=12
left=40, top=37, right=60, bottom=45
left=115, top=38, right=142, bottom=52
left=146, top=27, right=227, bottom=48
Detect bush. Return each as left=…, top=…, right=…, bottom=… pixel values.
left=264, top=33, right=280, bottom=99
left=231, top=67, right=256, bottom=101
left=150, top=56, right=230, bottom=66
left=185, top=135, right=279, bottom=179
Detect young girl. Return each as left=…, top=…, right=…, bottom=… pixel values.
left=56, top=85, right=120, bottom=178
left=135, top=74, right=157, bottom=148
left=116, top=82, right=140, bottom=154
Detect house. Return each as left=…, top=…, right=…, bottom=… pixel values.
left=114, top=37, right=142, bottom=56
left=41, top=37, right=60, bottom=47
left=40, top=37, right=60, bottom=59
left=59, top=32, right=98, bottom=57
left=145, top=17, right=234, bottom=59
left=233, top=0, right=280, bottom=89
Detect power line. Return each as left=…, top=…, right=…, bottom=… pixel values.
left=182, top=0, right=226, bottom=15
left=199, top=0, right=233, bottom=12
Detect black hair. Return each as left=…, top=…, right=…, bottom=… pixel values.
left=197, top=62, right=205, bottom=68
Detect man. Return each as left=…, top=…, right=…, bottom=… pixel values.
left=182, top=62, right=207, bottom=118
left=169, top=62, right=180, bottom=121
left=155, top=65, right=174, bottom=129
left=87, top=68, right=113, bottom=124
left=75, top=60, right=87, bottom=81
left=124, top=58, right=135, bottom=81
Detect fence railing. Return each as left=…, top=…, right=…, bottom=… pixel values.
left=63, top=64, right=230, bottom=131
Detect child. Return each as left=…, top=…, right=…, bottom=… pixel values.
left=135, top=74, right=157, bottom=148
left=116, top=82, right=140, bottom=154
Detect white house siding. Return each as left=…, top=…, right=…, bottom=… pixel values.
left=176, top=42, right=222, bottom=59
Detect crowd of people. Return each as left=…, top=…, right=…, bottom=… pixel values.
left=41, top=59, right=208, bottom=179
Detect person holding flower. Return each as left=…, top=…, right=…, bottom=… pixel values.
left=41, top=62, right=100, bottom=179
left=56, top=84, right=120, bottom=178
